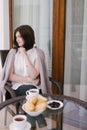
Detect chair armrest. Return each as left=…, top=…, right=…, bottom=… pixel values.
left=49, top=77, right=62, bottom=94
left=4, top=83, right=16, bottom=97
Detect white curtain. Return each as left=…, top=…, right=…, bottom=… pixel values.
left=64, top=0, right=87, bottom=102
left=12, top=0, right=53, bottom=76
left=0, top=0, right=9, bottom=49
left=80, top=0, right=87, bottom=101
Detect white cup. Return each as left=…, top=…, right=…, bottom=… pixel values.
left=26, top=88, right=39, bottom=97
left=13, top=115, right=27, bottom=129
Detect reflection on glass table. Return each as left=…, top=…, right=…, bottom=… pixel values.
left=0, top=94, right=87, bottom=130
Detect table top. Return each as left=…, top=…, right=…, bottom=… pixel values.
left=0, top=94, right=87, bottom=130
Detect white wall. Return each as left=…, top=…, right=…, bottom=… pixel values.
left=0, top=0, right=9, bottom=49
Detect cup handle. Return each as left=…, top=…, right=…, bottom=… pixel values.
left=26, top=91, right=29, bottom=96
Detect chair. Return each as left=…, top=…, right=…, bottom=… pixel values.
left=0, top=50, right=20, bottom=126
left=49, top=77, right=62, bottom=95
left=0, top=50, right=62, bottom=125
left=0, top=50, right=16, bottom=99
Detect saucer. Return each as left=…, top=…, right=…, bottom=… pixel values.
left=47, top=100, right=63, bottom=110
left=9, top=121, right=31, bottom=130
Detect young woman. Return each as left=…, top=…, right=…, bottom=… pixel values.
left=7, top=25, right=51, bottom=96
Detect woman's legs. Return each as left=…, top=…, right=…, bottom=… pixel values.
left=14, top=85, right=37, bottom=96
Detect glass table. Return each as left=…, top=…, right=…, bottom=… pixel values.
left=0, top=94, right=87, bottom=130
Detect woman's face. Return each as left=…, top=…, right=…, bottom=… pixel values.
left=16, top=31, right=25, bottom=47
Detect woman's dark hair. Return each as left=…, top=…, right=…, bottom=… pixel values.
left=14, top=25, right=35, bottom=50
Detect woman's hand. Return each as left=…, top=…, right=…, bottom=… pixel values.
left=25, top=76, right=40, bottom=85
left=25, top=77, right=40, bottom=86
left=18, top=47, right=27, bottom=55
left=18, top=47, right=40, bottom=81
left=32, top=78, right=40, bottom=85
left=8, top=60, right=40, bottom=85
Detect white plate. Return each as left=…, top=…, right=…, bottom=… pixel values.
left=47, top=100, right=63, bottom=110
left=26, top=94, right=47, bottom=101
left=9, top=121, right=31, bottom=130
left=22, top=103, right=46, bottom=116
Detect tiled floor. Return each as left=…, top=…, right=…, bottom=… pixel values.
left=0, top=108, right=13, bottom=130
left=0, top=98, right=85, bottom=130
left=0, top=108, right=82, bottom=130
left=63, top=123, right=82, bottom=130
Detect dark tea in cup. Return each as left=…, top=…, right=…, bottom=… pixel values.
left=30, top=90, right=37, bottom=93
left=15, top=117, right=24, bottom=121
left=26, top=88, right=39, bottom=97
left=13, top=115, right=27, bottom=128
